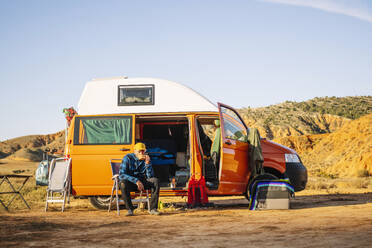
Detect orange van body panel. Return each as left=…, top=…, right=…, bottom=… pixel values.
left=212, top=140, right=250, bottom=195
left=66, top=111, right=289, bottom=197
left=208, top=103, right=252, bottom=195
left=261, top=139, right=287, bottom=174
left=69, top=114, right=135, bottom=196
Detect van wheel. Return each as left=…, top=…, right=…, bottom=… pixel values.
left=89, top=196, right=123, bottom=210
left=244, top=173, right=278, bottom=200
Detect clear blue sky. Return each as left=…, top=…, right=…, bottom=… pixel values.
left=0, top=0, right=371, bottom=141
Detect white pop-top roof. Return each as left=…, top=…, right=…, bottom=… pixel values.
left=77, top=77, right=218, bottom=115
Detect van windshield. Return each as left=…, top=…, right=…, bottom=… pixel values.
left=74, top=117, right=132, bottom=145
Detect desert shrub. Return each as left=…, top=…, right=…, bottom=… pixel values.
left=306, top=178, right=336, bottom=190
left=0, top=151, right=9, bottom=159
left=356, top=169, right=370, bottom=178
left=335, top=181, right=349, bottom=189
left=348, top=179, right=369, bottom=189
left=316, top=170, right=338, bottom=179
left=292, top=96, right=372, bottom=119
left=335, top=179, right=370, bottom=189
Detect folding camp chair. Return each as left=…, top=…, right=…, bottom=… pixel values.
left=108, top=159, right=150, bottom=216
left=45, top=158, right=72, bottom=212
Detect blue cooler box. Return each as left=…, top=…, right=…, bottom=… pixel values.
left=249, top=180, right=294, bottom=210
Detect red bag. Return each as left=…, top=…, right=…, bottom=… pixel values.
left=187, top=176, right=209, bottom=208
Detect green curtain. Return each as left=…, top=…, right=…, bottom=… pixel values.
left=82, top=118, right=132, bottom=144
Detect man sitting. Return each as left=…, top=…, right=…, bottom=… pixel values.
left=119, top=142, right=160, bottom=216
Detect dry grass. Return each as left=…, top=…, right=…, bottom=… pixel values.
left=0, top=160, right=62, bottom=212
left=303, top=177, right=372, bottom=195
left=1, top=159, right=371, bottom=213
left=0, top=177, right=48, bottom=211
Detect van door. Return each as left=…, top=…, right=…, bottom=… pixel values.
left=218, top=103, right=250, bottom=194
left=69, top=115, right=135, bottom=196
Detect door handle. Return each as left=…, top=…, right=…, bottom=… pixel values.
left=120, top=148, right=130, bottom=151
left=225, top=140, right=232, bottom=145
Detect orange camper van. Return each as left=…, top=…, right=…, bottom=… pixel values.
left=65, top=77, right=307, bottom=209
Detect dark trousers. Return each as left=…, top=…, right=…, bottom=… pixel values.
left=120, top=177, right=159, bottom=211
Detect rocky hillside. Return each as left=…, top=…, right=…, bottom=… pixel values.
left=238, top=96, right=372, bottom=140
left=240, top=96, right=372, bottom=178
left=274, top=113, right=372, bottom=178
left=0, top=131, right=65, bottom=161
left=291, top=96, right=372, bottom=119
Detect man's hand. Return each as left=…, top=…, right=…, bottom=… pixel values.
left=145, top=155, right=151, bottom=164
left=136, top=181, right=144, bottom=191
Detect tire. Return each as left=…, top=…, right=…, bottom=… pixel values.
left=244, top=173, right=278, bottom=200
left=89, top=196, right=124, bottom=210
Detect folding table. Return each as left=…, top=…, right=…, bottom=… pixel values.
left=0, top=174, right=32, bottom=211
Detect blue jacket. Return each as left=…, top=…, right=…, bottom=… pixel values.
left=119, top=153, right=155, bottom=184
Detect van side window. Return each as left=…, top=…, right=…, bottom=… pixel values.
left=74, top=117, right=132, bottom=145
left=118, top=85, right=154, bottom=106
left=221, top=107, right=248, bottom=142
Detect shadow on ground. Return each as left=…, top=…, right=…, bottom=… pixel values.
left=208, top=192, right=372, bottom=210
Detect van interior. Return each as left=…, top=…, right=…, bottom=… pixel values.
left=135, top=115, right=221, bottom=190
left=136, top=116, right=190, bottom=188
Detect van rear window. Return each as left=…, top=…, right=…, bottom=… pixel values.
left=74, top=117, right=132, bottom=145
left=118, top=85, right=154, bottom=106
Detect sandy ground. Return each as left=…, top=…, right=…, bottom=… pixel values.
left=1, top=194, right=371, bottom=247
left=1, top=160, right=372, bottom=247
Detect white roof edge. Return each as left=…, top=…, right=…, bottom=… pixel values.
left=77, top=77, right=218, bottom=115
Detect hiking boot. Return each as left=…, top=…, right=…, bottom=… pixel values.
left=126, top=209, right=134, bottom=216
left=149, top=209, right=161, bottom=215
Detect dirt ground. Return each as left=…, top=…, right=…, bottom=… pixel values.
left=1, top=160, right=372, bottom=248
left=0, top=194, right=371, bottom=248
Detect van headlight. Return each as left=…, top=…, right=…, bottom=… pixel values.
left=285, top=153, right=300, bottom=163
